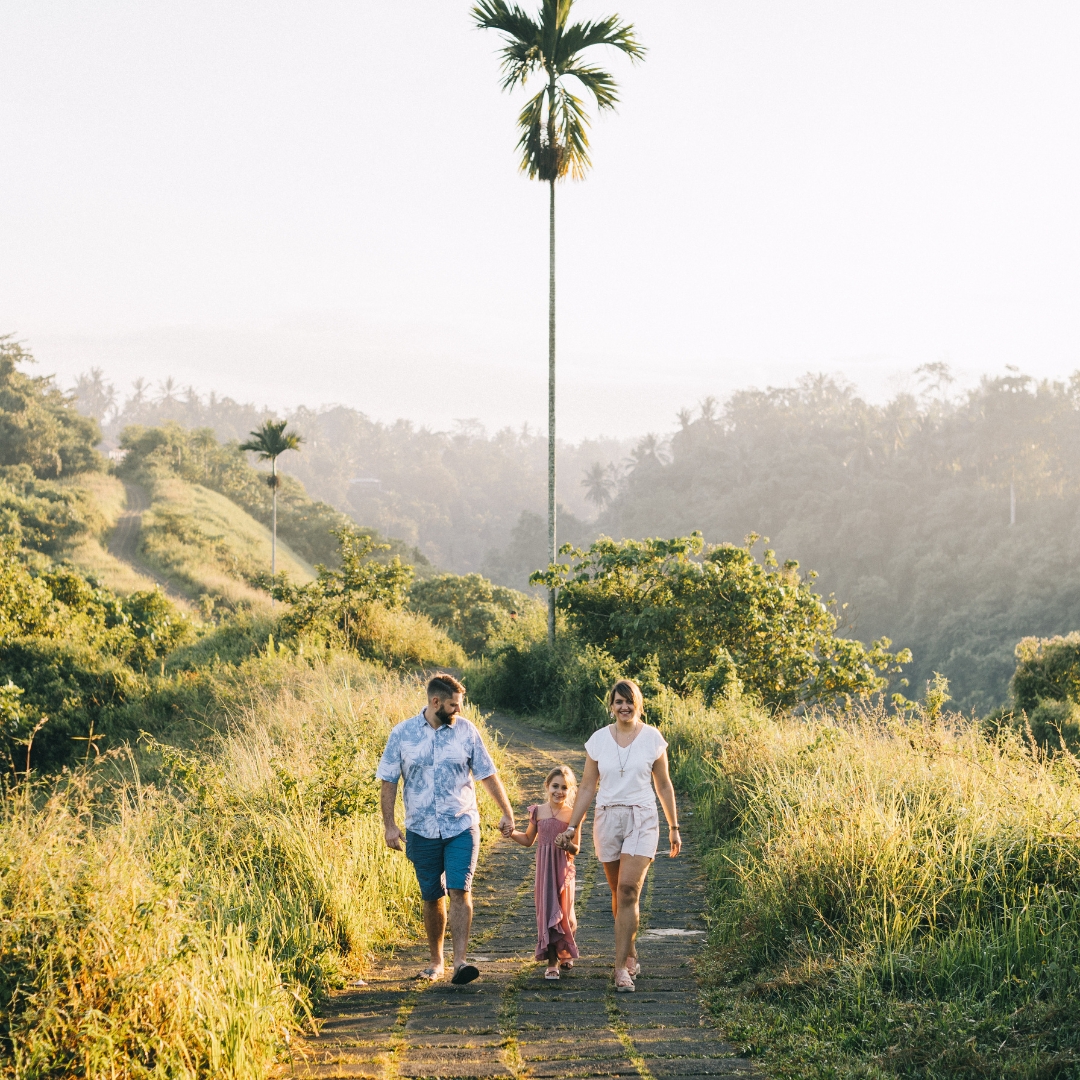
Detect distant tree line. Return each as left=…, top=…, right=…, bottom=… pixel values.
left=72, top=361, right=1080, bottom=711
left=595, top=368, right=1080, bottom=712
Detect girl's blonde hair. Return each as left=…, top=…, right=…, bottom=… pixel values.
left=544, top=764, right=577, bottom=808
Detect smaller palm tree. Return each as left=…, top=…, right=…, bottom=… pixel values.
left=239, top=420, right=303, bottom=597
left=581, top=461, right=616, bottom=511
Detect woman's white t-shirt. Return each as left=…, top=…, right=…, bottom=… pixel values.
left=584, top=723, right=668, bottom=808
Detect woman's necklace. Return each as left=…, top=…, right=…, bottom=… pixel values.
left=614, top=721, right=641, bottom=777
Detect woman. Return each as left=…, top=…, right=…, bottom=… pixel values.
left=555, top=678, right=681, bottom=991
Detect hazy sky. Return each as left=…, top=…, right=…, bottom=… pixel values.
left=3, top=2, right=1080, bottom=439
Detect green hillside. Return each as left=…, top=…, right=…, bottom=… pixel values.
left=136, top=474, right=314, bottom=613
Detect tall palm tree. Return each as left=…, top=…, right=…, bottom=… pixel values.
left=239, top=420, right=303, bottom=599
left=473, top=0, right=644, bottom=646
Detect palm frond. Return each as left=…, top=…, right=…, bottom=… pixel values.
left=561, top=62, right=620, bottom=110
left=558, top=16, right=645, bottom=66
left=515, top=88, right=551, bottom=179
left=496, top=39, right=544, bottom=90
left=472, top=1, right=544, bottom=89
left=555, top=86, right=592, bottom=179
left=471, top=0, right=539, bottom=42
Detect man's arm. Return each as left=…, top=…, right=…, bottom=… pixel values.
left=479, top=772, right=515, bottom=838
left=381, top=779, right=405, bottom=850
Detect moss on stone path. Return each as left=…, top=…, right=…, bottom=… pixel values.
left=284, top=715, right=756, bottom=1079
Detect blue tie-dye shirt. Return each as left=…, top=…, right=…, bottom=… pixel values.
left=376, top=712, right=497, bottom=839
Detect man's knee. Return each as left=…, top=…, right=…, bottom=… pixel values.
left=448, top=888, right=472, bottom=907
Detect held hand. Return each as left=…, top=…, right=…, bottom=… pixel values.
left=668, top=826, right=682, bottom=858
left=554, top=827, right=576, bottom=851
left=384, top=824, right=405, bottom=851
left=498, top=814, right=514, bottom=838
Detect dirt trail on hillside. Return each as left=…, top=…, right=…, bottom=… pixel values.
left=107, top=482, right=186, bottom=599
left=283, top=714, right=756, bottom=1079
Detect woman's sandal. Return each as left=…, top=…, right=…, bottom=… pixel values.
left=614, top=967, right=636, bottom=992
left=627, top=958, right=641, bottom=978
left=544, top=966, right=561, bottom=980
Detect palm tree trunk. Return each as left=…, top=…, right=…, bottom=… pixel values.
left=271, top=460, right=278, bottom=608
left=547, top=176, right=556, bottom=648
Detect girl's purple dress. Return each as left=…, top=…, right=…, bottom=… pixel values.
left=529, top=804, right=579, bottom=962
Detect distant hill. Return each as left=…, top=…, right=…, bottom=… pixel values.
left=72, top=369, right=629, bottom=574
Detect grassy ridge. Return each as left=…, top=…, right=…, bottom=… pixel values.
left=664, top=696, right=1080, bottom=1078
left=0, top=651, right=512, bottom=1079
left=138, top=475, right=314, bottom=610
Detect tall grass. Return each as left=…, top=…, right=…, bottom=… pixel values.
left=0, top=651, right=511, bottom=1079
left=664, top=696, right=1080, bottom=1078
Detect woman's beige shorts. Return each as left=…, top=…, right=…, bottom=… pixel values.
left=593, top=804, right=660, bottom=863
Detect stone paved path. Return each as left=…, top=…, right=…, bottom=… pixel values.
left=284, top=715, right=756, bottom=1079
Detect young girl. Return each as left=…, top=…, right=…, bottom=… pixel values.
left=508, top=765, right=582, bottom=979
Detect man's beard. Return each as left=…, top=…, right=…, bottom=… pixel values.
left=434, top=706, right=454, bottom=725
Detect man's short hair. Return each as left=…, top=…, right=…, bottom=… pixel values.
left=427, top=673, right=465, bottom=699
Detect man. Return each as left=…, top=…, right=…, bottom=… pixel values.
left=377, top=673, right=515, bottom=984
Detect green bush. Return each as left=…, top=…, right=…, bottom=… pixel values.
left=0, top=539, right=196, bottom=770
left=408, top=572, right=542, bottom=654
left=0, top=464, right=102, bottom=554
left=0, top=336, right=102, bottom=478
left=277, top=529, right=462, bottom=669
left=1011, top=632, right=1080, bottom=711
left=467, top=636, right=623, bottom=736
left=538, top=532, right=910, bottom=707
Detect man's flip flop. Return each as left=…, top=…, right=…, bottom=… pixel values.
left=417, top=967, right=443, bottom=981
left=451, top=964, right=480, bottom=985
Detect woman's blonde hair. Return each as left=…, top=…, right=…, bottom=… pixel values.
left=544, top=764, right=577, bottom=807
left=607, top=678, right=644, bottom=717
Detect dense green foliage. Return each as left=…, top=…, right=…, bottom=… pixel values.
left=275, top=530, right=463, bottom=669
left=408, top=572, right=541, bottom=654
left=1005, top=632, right=1080, bottom=748
left=0, top=464, right=104, bottom=554
left=467, top=637, right=624, bottom=735
left=0, top=336, right=101, bottom=478
left=595, top=372, right=1080, bottom=712
left=0, top=540, right=194, bottom=770
left=664, top=694, right=1080, bottom=1078
left=541, top=532, right=909, bottom=707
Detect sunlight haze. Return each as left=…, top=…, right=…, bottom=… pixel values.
left=2, top=1, right=1080, bottom=436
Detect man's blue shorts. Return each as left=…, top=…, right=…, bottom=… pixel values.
left=405, top=825, right=480, bottom=901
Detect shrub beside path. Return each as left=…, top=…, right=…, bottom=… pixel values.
left=284, top=714, right=755, bottom=1079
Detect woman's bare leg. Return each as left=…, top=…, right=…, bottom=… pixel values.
left=602, top=860, right=622, bottom=918
left=613, top=854, right=652, bottom=971
left=603, top=858, right=641, bottom=969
